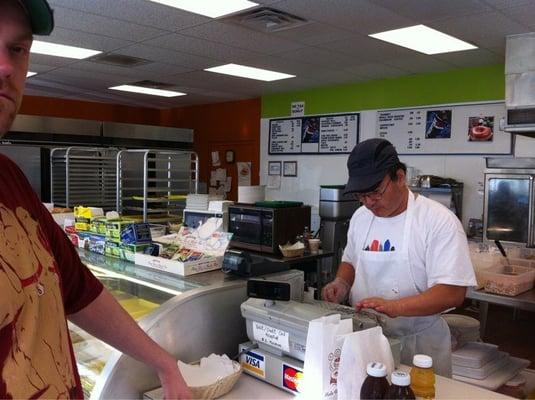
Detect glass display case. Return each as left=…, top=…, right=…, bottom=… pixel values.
left=72, top=249, right=211, bottom=398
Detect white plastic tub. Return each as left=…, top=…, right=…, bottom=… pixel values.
left=480, top=264, right=535, bottom=296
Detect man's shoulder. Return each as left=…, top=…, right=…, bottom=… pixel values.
left=413, top=193, right=462, bottom=231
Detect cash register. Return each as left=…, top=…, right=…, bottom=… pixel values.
left=238, top=272, right=401, bottom=395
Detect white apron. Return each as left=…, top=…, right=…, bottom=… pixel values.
left=349, top=191, right=452, bottom=377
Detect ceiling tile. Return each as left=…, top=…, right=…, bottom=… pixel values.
left=371, top=0, right=492, bottom=23
left=429, top=11, right=529, bottom=49
left=272, top=0, right=416, bottom=34
left=500, top=4, right=535, bottom=30
left=383, top=54, right=455, bottom=74
left=53, top=6, right=167, bottom=41
left=143, top=34, right=265, bottom=63
left=116, top=44, right=217, bottom=70
left=273, top=46, right=362, bottom=69
left=44, top=27, right=132, bottom=53
left=482, top=0, right=535, bottom=9
left=433, top=48, right=504, bottom=68
left=178, top=21, right=304, bottom=54
left=48, top=0, right=210, bottom=31
left=271, top=22, right=356, bottom=46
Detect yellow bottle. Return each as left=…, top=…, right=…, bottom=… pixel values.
left=410, top=354, right=435, bottom=400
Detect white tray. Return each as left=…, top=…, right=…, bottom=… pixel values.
left=452, top=351, right=509, bottom=380
left=452, top=342, right=499, bottom=368
left=453, top=357, right=531, bottom=390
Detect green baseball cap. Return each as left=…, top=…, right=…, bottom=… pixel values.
left=18, top=0, right=55, bottom=35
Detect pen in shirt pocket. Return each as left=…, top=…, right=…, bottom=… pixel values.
left=384, top=239, right=390, bottom=251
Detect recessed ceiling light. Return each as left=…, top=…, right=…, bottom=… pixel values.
left=148, top=0, right=258, bottom=18
left=31, top=40, right=102, bottom=59
left=109, top=85, right=186, bottom=97
left=204, top=63, right=295, bottom=81
left=26, top=71, right=37, bottom=78
left=369, top=24, right=477, bottom=55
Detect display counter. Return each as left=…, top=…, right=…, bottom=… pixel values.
left=73, top=249, right=244, bottom=399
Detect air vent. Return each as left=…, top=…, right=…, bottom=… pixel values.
left=130, top=80, right=178, bottom=89
left=222, top=7, right=309, bottom=33
left=89, top=53, right=152, bottom=67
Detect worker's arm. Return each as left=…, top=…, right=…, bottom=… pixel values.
left=69, top=289, right=191, bottom=399
left=356, top=284, right=467, bottom=317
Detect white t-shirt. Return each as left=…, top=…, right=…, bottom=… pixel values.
left=342, top=193, right=476, bottom=292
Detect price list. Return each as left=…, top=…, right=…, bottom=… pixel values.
left=269, top=113, right=359, bottom=155
left=319, top=114, right=357, bottom=153
left=377, top=110, right=424, bottom=152
left=269, top=119, right=302, bottom=154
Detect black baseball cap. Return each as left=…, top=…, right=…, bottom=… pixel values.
left=344, top=138, right=400, bottom=194
left=17, top=0, right=55, bottom=35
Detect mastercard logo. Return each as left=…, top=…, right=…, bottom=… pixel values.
left=283, top=365, right=303, bottom=393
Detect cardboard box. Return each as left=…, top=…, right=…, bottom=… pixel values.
left=89, top=217, right=108, bottom=235
left=105, top=241, right=122, bottom=258
left=134, top=253, right=222, bottom=276
left=121, top=243, right=151, bottom=262
left=106, top=219, right=136, bottom=243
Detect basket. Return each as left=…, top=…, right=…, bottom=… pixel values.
left=188, top=361, right=242, bottom=400
left=279, top=244, right=305, bottom=258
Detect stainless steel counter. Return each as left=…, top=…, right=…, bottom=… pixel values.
left=466, top=287, right=535, bottom=336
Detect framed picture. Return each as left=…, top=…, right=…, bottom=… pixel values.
left=268, top=161, right=281, bottom=176
left=283, top=161, right=297, bottom=177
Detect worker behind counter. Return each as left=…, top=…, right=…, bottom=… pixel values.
left=322, top=138, right=476, bottom=377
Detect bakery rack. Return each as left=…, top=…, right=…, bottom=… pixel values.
left=50, top=147, right=119, bottom=210
left=116, top=149, right=199, bottom=223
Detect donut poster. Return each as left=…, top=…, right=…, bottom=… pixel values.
left=376, top=102, right=511, bottom=155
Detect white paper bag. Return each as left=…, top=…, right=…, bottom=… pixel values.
left=301, top=315, right=353, bottom=400
left=337, top=326, right=394, bottom=400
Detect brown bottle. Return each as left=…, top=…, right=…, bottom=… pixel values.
left=360, top=362, right=389, bottom=400
left=385, top=371, right=416, bottom=400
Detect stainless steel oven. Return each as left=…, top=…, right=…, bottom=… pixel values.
left=484, top=158, right=535, bottom=246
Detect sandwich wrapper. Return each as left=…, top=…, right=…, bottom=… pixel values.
left=177, top=354, right=238, bottom=388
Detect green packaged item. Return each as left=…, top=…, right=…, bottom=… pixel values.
left=89, top=217, right=107, bottom=235
left=106, top=219, right=136, bottom=243
left=105, top=241, right=122, bottom=258
left=120, top=243, right=150, bottom=263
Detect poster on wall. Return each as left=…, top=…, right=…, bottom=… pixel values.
left=376, top=102, right=511, bottom=155
left=269, top=112, right=359, bottom=155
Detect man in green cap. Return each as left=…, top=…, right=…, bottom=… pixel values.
left=0, top=1, right=191, bottom=398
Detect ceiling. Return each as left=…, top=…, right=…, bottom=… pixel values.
left=25, top=0, right=535, bottom=109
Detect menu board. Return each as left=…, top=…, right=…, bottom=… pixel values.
left=376, top=102, right=511, bottom=155
left=269, top=113, right=359, bottom=155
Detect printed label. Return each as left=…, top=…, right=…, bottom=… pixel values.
left=240, top=351, right=265, bottom=378
left=283, top=364, right=303, bottom=393
left=252, top=321, right=290, bottom=352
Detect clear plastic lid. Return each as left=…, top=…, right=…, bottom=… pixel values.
left=366, top=362, right=387, bottom=378
left=391, top=371, right=411, bottom=386
left=413, top=354, right=433, bottom=368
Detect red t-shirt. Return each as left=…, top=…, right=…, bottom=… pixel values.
left=0, top=154, right=103, bottom=399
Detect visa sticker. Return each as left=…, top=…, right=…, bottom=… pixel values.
left=240, top=351, right=265, bottom=378
left=283, top=364, right=303, bottom=393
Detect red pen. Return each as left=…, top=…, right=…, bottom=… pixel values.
left=370, top=240, right=379, bottom=251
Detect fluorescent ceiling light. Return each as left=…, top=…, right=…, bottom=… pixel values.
left=26, top=71, right=37, bottom=78
left=204, top=63, right=295, bottom=82
left=148, top=0, right=258, bottom=18
left=31, top=40, right=101, bottom=59
left=109, top=85, right=186, bottom=97
left=369, top=24, right=477, bottom=55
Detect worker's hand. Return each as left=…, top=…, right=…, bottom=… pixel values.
left=356, top=297, right=402, bottom=318
left=322, top=277, right=351, bottom=304
left=156, top=361, right=192, bottom=400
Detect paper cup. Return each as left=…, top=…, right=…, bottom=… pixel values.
left=308, top=238, right=321, bottom=254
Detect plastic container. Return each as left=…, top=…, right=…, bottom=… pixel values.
left=452, top=342, right=499, bottom=368
left=480, top=264, right=535, bottom=296
left=452, top=351, right=509, bottom=380
left=385, top=371, right=415, bottom=400
left=410, top=355, right=435, bottom=399
left=497, top=373, right=527, bottom=399
left=149, top=224, right=167, bottom=239
left=360, top=362, right=389, bottom=400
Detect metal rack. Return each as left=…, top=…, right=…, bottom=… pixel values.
left=116, top=149, right=199, bottom=223
left=50, top=147, right=118, bottom=210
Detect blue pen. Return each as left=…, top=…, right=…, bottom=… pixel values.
left=384, top=239, right=391, bottom=252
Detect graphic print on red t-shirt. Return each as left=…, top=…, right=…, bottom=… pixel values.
left=0, top=204, right=77, bottom=398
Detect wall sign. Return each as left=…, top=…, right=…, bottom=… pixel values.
left=376, top=102, right=511, bottom=155
left=269, top=112, right=359, bottom=155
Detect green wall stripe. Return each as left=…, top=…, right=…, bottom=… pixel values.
left=261, top=64, right=505, bottom=118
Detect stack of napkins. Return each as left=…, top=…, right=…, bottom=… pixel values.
left=177, top=354, right=237, bottom=387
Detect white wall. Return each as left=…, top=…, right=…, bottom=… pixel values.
left=260, top=110, right=533, bottom=233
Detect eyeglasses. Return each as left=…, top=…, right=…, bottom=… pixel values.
left=353, top=178, right=391, bottom=201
